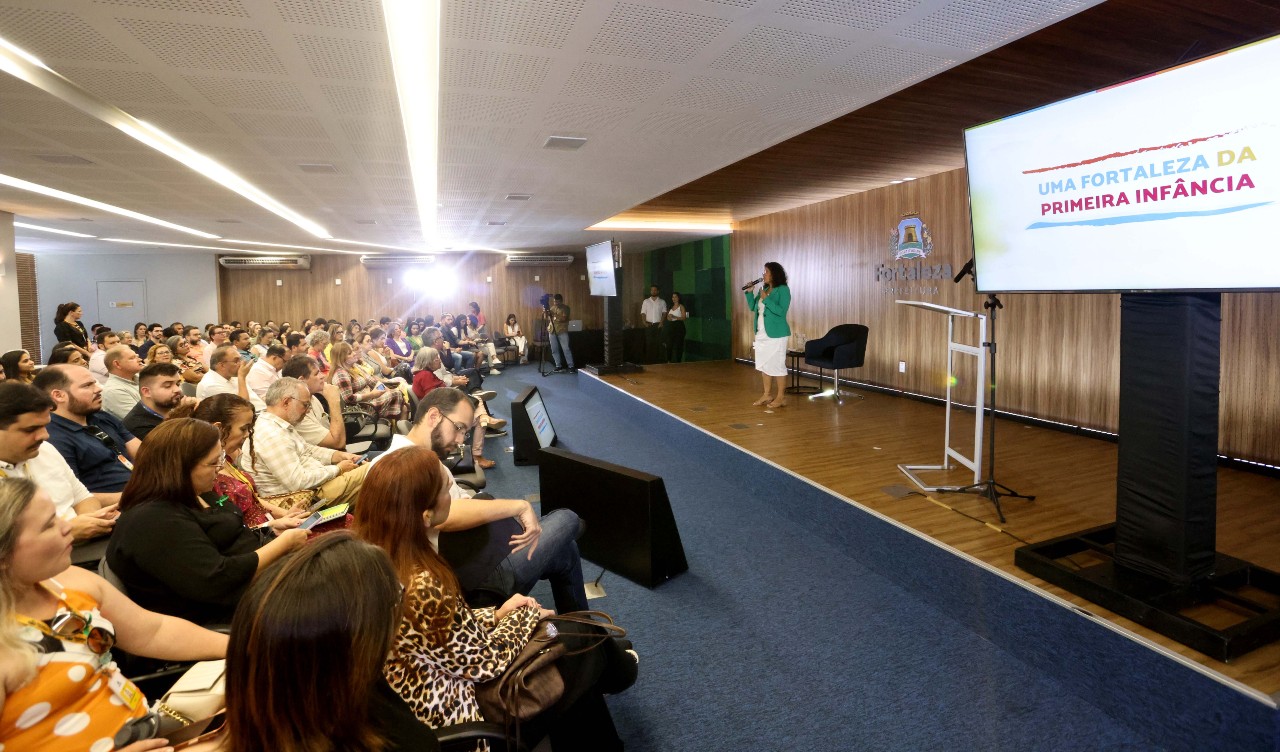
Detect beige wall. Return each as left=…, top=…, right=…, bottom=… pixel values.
left=732, top=168, right=1280, bottom=464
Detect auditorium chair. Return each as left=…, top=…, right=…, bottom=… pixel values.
left=803, top=324, right=869, bottom=404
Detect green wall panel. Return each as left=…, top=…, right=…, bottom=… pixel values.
left=641, top=234, right=732, bottom=362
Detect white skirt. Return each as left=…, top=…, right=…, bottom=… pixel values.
left=753, top=334, right=788, bottom=377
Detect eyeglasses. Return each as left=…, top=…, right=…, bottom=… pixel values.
left=205, top=452, right=226, bottom=469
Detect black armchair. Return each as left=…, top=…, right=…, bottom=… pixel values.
left=803, top=324, right=868, bottom=403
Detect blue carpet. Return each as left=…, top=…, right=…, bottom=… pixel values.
left=473, top=363, right=1276, bottom=752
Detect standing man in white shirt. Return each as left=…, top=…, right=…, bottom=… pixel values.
left=246, top=344, right=286, bottom=403
left=641, top=284, right=668, bottom=363
left=100, top=345, right=144, bottom=420
left=197, top=344, right=254, bottom=403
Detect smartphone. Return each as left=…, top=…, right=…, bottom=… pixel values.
left=375, top=382, right=387, bottom=391
left=168, top=711, right=227, bottom=749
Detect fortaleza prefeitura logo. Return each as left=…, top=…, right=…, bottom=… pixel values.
left=876, top=213, right=951, bottom=294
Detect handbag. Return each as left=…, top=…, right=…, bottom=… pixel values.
left=475, top=611, right=627, bottom=725
left=258, top=488, right=319, bottom=513
left=154, top=659, right=226, bottom=734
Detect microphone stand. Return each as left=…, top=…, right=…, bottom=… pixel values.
left=948, top=259, right=1034, bottom=522
left=952, top=291, right=1035, bottom=522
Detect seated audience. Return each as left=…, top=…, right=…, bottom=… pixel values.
left=141, top=340, right=173, bottom=366
left=88, top=329, right=120, bottom=384
left=167, top=334, right=207, bottom=384
left=384, top=322, right=414, bottom=370
left=284, top=331, right=307, bottom=359
left=200, top=325, right=230, bottom=369
left=34, top=365, right=138, bottom=494
left=185, top=325, right=207, bottom=366
left=245, top=378, right=368, bottom=504
left=405, top=320, right=425, bottom=352
left=307, top=330, right=331, bottom=375
left=51, top=301, right=90, bottom=355
left=123, top=362, right=189, bottom=440
left=244, top=344, right=286, bottom=403
left=183, top=533, right=440, bottom=752
left=423, top=327, right=483, bottom=392
left=137, top=322, right=165, bottom=359
left=0, top=350, right=36, bottom=384
left=193, top=394, right=307, bottom=532
left=0, top=477, right=228, bottom=750
left=197, top=344, right=254, bottom=404
left=357, top=448, right=621, bottom=749
left=0, top=383, right=118, bottom=543
left=249, top=327, right=275, bottom=359
left=456, top=312, right=499, bottom=375
left=330, top=342, right=409, bottom=426
left=410, top=348, right=502, bottom=469
left=375, top=388, right=584, bottom=612
left=100, top=344, right=144, bottom=419
left=281, top=355, right=346, bottom=450
left=46, top=344, right=87, bottom=367
left=106, top=418, right=308, bottom=625
left=505, top=313, right=528, bottom=364
left=230, top=329, right=253, bottom=362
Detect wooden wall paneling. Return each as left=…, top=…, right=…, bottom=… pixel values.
left=732, top=167, right=1280, bottom=463
left=218, top=253, right=602, bottom=337
left=16, top=253, right=40, bottom=362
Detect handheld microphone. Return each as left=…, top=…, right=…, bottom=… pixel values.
left=741, top=277, right=763, bottom=291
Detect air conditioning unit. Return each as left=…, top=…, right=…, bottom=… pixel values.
left=359, top=254, right=436, bottom=268
left=505, top=254, right=574, bottom=267
left=218, top=255, right=311, bottom=270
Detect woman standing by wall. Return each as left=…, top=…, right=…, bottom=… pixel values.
left=52, top=302, right=90, bottom=356
left=665, top=292, right=689, bottom=363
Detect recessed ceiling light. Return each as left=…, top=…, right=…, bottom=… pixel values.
left=0, top=173, right=218, bottom=238
left=543, top=136, right=587, bottom=151
left=383, top=0, right=441, bottom=246
left=13, top=221, right=96, bottom=238
left=34, top=154, right=94, bottom=165
left=587, top=219, right=732, bottom=232
left=890, top=180, right=903, bottom=184
left=0, top=33, right=331, bottom=239
left=505, top=193, right=532, bottom=201
left=902, top=177, right=916, bottom=181
left=298, top=162, right=339, bottom=174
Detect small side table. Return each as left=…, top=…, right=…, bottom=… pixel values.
left=785, top=350, right=820, bottom=394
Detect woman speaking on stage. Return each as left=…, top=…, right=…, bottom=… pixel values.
left=745, top=261, right=791, bottom=409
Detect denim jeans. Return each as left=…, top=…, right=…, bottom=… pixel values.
left=549, top=331, right=574, bottom=369
left=480, top=508, right=587, bottom=613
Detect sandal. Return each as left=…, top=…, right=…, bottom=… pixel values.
left=752, top=395, right=771, bottom=406
left=767, top=399, right=787, bottom=409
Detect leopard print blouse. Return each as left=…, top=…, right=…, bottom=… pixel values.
left=384, top=569, right=541, bottom=743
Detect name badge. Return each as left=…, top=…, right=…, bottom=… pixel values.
left=108, top=669, right=144, bottom=711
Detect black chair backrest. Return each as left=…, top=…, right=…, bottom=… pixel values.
left=819, top=324, right=869, bottom=368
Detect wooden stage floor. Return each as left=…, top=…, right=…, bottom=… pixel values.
left=597, top=360, right=1280, bottom=699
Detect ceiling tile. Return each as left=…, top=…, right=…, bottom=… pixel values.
left=293, top=33, right=391, bottom=80
left=444, top=0, right=584, bottom=49
left=58, top=66, right=191, bottom=104
left=441, top=48, right=553, bottom=93
left=709, top=25, right=851, bottom=77
left=93, top=0, right=251, bottom=17
left=116, top=19, right=288, bottom=74
left=776, top=0, right=918, bottom=30
left=899, top=0, right=1093, bottom=51
left=272, top=0, right=383, bottom=31
left=0, top=7, right=136, bottom=63
left=663, top=76, right=775, bottom=110
left=183, top=74, right=311, bottom=110
left=559, top=61, right=671, bottom=103
left=587, top=3, right=731, bottom=64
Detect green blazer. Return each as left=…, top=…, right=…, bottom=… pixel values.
left=745, top=285, right=791, bottom=338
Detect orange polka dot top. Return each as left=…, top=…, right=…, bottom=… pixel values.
left=2, top=585, right=147, bottom=751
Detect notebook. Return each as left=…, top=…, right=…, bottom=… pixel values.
left=299, top=502, right=350, bottom=530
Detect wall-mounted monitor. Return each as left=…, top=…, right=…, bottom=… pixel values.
left=586, top=240, right=618, bottom=297
left=964, top=33, right=1280, bottom=293
left=511, top=386, right=557, bottom=465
